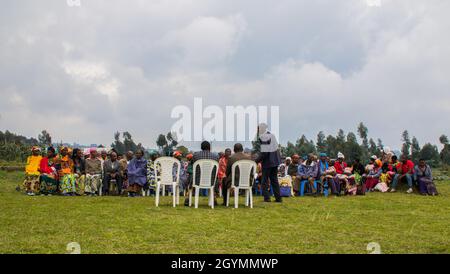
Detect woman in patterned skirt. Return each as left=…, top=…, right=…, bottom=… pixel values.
left=39, top=147, right=59, bottom=196
left=23, top=146, right=43, bottom=196
left=57, top=147, right=76, bottom=196
left=72, top=148, right=86, bottom=196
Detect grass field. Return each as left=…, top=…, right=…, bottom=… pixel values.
left=0, top=170, right=449, bottom=254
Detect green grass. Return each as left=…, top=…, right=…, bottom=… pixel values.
left=0, top=170, right=449, bottom=254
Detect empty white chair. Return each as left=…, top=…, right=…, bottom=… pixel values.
left=227, top=160, right=257, bottom=209
left=189, top=159, right=219, bottom=209
left=155, top=157, right=181, bottom=207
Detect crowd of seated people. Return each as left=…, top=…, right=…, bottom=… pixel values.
left=276, top=148, right=439, bottom=196
left=21, top=143, right=439, bottom=201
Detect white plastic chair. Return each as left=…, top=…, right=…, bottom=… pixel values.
left=155, top=157, right=181, bottom=207
left=189, top=159, right=219, bottom=209
left=227, top=160, right=257, bottom=208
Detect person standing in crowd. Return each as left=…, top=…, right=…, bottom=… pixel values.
left=223, top=143, right=252, bottom=206
left=127, top=149, right=147, bottom=197
left=218, top=148, right=232, bottom=200
left=414, top=159, right=438, bottom=196
left=103, top=151, right=123, bottom=195
left=23, top=146, right=43, bottom=196
left=72, top=148, right=86, bottom=196
left=191, top=141, right=220, bottom=205
left=39, top=147, right=59, bottom=196
left=84, top=148, right=103, bottom=196
left=390, top=155, right=415, bottom=193
left=255, top=123, right=282, bottom=203
left=57, top=147, right=76, bottom=196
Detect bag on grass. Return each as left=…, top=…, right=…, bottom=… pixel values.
left=425, top=179, right=439, bottom=195
left=280, top=186, right=292, bottom=197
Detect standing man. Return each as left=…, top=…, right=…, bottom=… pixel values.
left=255, top=123, right=282, bottom=203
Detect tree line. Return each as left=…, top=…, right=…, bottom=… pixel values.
left=1, top=125, right=450, bottom=167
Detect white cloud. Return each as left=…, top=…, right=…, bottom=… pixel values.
left=366, top=0, right=381, bottom=7
left=0, top=0, right=449, bottom=150
left=159, top=14, right=247, bottom=67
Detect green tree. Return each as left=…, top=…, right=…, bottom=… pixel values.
left=335, top=129, right=346, bottom=154
left=111, top=131, right=125, bottom=155
left=439, top=135, right=450, bottom=165
left=420, top=143, right=440, bottom=167
left=344, top=132, right=363, bottom=162
left=316, top=131, right=327, bottom=153
left=326, top=135, right=337, bottom=159
left=176, top=145, right=190, bottom=155
left=411, top=137, right=421, bottom=163
left=156, top=132, right=178, bottom=156
left=295, top=135, right=316, bottom=157
left=401, top=130, right=411, bottom=157
left=38, top=130, right=52, bottom=147
left=357, top=122, right=369, bottom=149
left=377, top=138, right=384, bottom=151
left=368, top=138, right=378, bottom=157
left=123, top=131, right=138, bottom=152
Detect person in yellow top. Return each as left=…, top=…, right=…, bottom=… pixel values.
left=23, top=146, right=43, bottom=196
left=57, top=146, right=76, bottom=196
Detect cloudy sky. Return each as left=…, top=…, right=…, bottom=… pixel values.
left=0, top=0, right=449, bottom=151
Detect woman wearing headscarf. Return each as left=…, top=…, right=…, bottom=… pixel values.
left=334, top=152, right=348, bottom=194
left=72, top=148, right=86, bottom=196
left=57, top=147, right=76, bottom=196
left=365, top=159, right=383, bottom=191
left=23, top=146, right=43, bottom=196
left=39, top=147, right=59, bottom=195
left=127, top=149, right=147, bottom=197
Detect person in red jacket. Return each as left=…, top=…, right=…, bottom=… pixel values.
left=390, top=155, right=415, bottom=193
left=39, top=147, right=59, bottom=195
left=334, top=152, right=348, bottom=174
